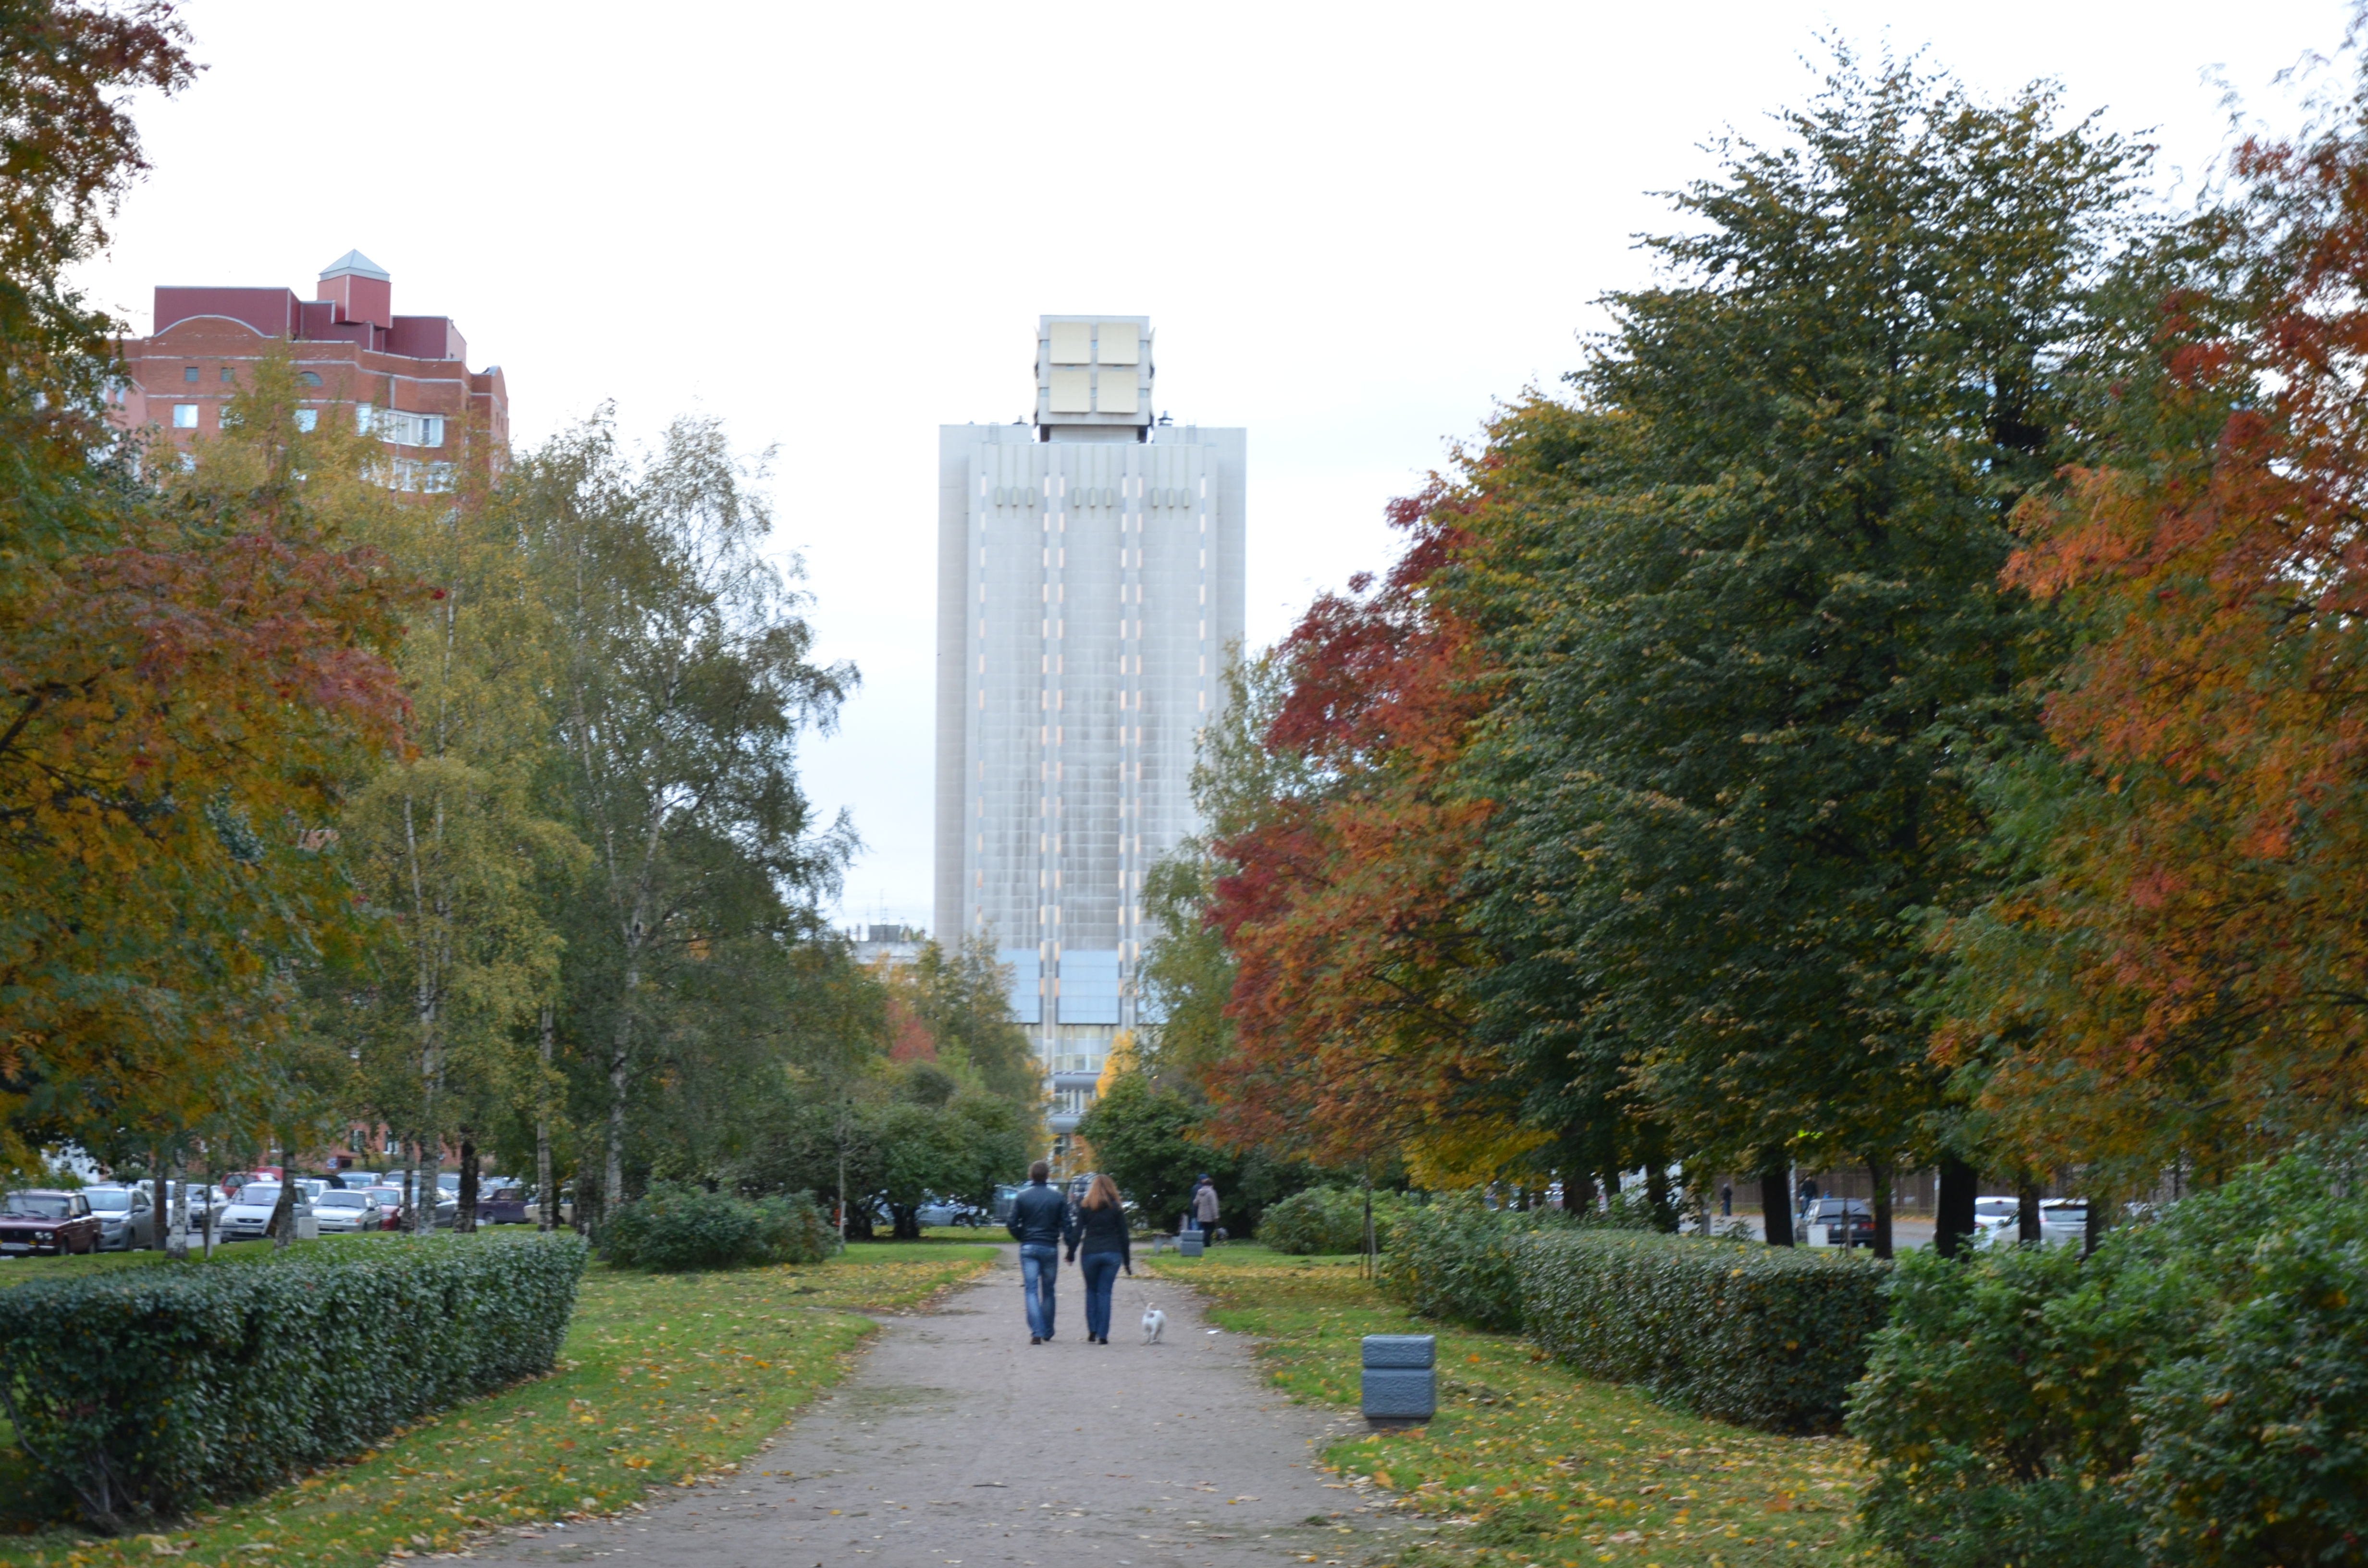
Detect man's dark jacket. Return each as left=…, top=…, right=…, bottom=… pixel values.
left=1006, top=1180, right=1076, bottom=1249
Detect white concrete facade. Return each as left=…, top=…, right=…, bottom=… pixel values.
left=934, top=317, right=1246, bottom=1131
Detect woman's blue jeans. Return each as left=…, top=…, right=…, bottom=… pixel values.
left=1080, top=1250, right=1123, bottom=1340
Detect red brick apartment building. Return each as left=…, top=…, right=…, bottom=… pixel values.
left=109, top=249, right=507, bottom=488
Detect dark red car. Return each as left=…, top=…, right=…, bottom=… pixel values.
left=0, top=1190, right=104, bottom=1257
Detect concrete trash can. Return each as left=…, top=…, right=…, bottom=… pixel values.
left=1177, top=1231, right=1204, bottom=1258
left=1361, top=1333, right=1436, bottom=1422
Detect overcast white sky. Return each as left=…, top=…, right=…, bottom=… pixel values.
left=72, top=0, right=2356, bottom=933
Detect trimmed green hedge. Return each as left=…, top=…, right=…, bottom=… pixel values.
left=1520, top=1231, right=1888, bottom=1433
left=1850, top=1126, right=2368, bottom=1568
left=1379, top=1195, right=1566, bottom=1330
left=1258, top=1187, right=1404, bottom=1255
left=602, top=1184, right=832, bottom=1272
left=0, top=1232, right=586, bottom=1530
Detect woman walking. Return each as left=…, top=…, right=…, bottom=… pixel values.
left=1067, top=1174, right=1132, bottom=1344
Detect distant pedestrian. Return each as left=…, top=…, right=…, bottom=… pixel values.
left=1191, top=1175, right=1220, bottom=1237
left=1720, top=1184, right=1732, bottom=1217
left=1006, top=1160, right=1075, bottom=1344
left=1068, top=1174, right=1131, bottom=1344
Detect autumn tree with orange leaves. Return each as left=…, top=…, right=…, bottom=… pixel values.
left=0, top=3, right=419, bottom=1178
left=1939, top=74, right=2368, bottom=1194
left=1190, top=496, right=1528, bottom=1183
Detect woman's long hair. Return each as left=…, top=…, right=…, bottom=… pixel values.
left=1082, top=1174, right=1121, bottom=1211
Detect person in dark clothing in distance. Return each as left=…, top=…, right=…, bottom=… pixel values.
left=1006, top=1159, right=1075, bottom=1343
left=1067, top=1173, right=1131, bottom=1343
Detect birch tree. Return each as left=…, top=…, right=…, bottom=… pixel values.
left=518, top=416, right=852, bottom=1223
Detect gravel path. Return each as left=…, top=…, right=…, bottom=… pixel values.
left=469, top=1245, right=1398, bottom=1568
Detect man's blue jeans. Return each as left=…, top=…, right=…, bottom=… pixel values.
left=1020, top=1243, right=1059, bottom=1338
left=1079, top=1250, right=1122, bottom=1340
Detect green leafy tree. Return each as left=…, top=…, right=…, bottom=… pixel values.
left=900, top=934, right=1040, bottom=1110
left=1456, top=53, right=2146, bottom=1250
left=1075, top=1072, right=1204, bottom=1229
left=514, top=415, right=854, bottom=1221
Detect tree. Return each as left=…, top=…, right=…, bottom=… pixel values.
left=517, top=415, right=853, bottom=1222
left=1937, top=67, right=2368, bottom=1186
left=896, top=934, right=1040, bottom=1111
left=1, top=353, right=413, bottom=1176
left=1165, top=563, right=1526, bottom=1187
left=1074, top=1071, right=1204, bottom=1231
left=1454, top=54, right=2145, bottom=1250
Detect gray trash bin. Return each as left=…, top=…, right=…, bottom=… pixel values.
left=1177, top=1230, right=1204, bottom=1258
left=1361, top=1334, right=1435, bottom=1422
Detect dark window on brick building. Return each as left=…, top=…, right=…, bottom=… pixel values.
left=183, top=366, right=198, bottom=382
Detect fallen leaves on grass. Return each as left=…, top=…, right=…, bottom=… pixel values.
left=1149, top=1249, right=1886, bottom=1568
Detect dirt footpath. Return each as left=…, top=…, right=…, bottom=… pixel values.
left=469, top=1245, right=1398, bottom=1568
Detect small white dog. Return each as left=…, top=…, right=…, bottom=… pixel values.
left=1141, top=1304, right=1167, bottom=1344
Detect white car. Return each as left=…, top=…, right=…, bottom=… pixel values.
left=1972, top=1195, right=2023, bottom=1246
left=84, top=1185, right=156, bottom=1250
left=309, top=1189, right=385, bottom=1234
left=2039, top=1198, right=2089, bottom=1247
left=216, top=1184, right=318, bottom=1243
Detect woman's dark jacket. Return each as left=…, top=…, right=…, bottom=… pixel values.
left=1071, top=1200, right=1131, bottom=1266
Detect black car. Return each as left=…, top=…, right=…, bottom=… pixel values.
left=1801, top=1196, right=1876, bottom=1247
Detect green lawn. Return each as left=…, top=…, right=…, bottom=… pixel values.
left=1149, top=1246, right=1890, bottom=1568
left=0, top=1239, right=996, bottom=1568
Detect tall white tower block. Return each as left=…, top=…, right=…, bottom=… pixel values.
left=934, top=317, right=1246, bottom=1134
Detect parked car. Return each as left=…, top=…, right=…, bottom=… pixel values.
left=310, top=1189, right=386, bottom=1234
left=216, top=1184, right=317, bottom=1244
left=370, top=1179, right=456, bottom=1228
left=83, top=1185, right=155, bottom=1250
left=475, top=1184, right=532, bottom=1224
left=2039, top=1198, right=2089, bottom=1247
left=0, top=1190, right=104, bottom=1256
left=146, top=1181, right=225, bottom=1241
left=1972, top=1194, right=2023, bottom=1245
left=365, top=1185, right=410, bottom=1228
left=991, top=1184, right=1019, bottom=1225
left=914, top=1196, right=987, bottom=1227
left=1802, top=1196, right=1876, bottom=1247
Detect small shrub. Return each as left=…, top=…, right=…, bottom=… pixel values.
left=1521, top=1230, right=1888, bottom=1433
left=0, top=1232, right=585, bottom=1529
left=1850, top=1126, right=2368, bottom=1568
left=603, top=1184, right=831, bottom=1272
left=1258, top=1186, right=1402, bottom=1255
left=1380, top=1195, right=1566, bottom=1331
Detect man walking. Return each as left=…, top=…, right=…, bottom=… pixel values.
left=1007, top=1160, right=1074, bottom=1344
left=1191, top=1173, right=1221, bottom=1238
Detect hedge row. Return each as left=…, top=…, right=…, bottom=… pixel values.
left=1380, top=1197, right=1887, bottom=1429
left=0, top=1231, right=587, bottom=1530
left=1380, top=1195, right=1563, bottom=1330
left=1521, top=1231, right=1888, bottom=1433
left=1258, top=1186, right=1405, bottom=1256
left=1849, top=1127, right=2368, bottom=1568
left=602, top=1184, right=833, bottom=1271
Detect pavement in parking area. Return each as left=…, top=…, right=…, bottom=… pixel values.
left=466, top=1244, right=1398, bottom=1568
